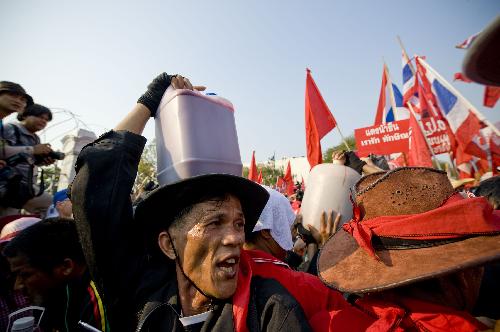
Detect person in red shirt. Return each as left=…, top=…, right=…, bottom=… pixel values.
left=318, top=167, right=500, bottom=331
left=244, top=185, right=378, bottom=331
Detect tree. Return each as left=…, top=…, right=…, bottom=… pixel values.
left=134, top=139, right=157, bottom=194
left=39, top=163, right=61, bottom=195
left=323, top=134, right=356, bottom=163
left=242, top=160, right=285, bottom=186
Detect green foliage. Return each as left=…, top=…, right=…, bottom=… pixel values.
left=40, top=164, right=61, bottom=195
left=243, top=162, right=285, bottom=186
left=134, top=140, right=157, bottom=193
left=323, top=134, right=356, bottom=163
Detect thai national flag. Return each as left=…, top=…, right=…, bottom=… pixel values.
left=401, top=50, right=418, bottom=106
left=455, top=32, right=480, bottom=49
left=417, top=57, right=489, bottom=159
left=385, top=83, right=409, bottom=122
left=374, top=64, right=409, bottom=125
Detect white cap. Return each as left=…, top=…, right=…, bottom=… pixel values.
left=0, top=217, right=41, bottom=244
left=253, top=185, right=295, bottom=251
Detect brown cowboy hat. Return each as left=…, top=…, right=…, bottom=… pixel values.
left=318, top=167, right=500, bottom=294
left=462, top=16, right=500, bottom=86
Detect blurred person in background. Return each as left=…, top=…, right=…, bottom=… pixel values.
left=54, top=189, right=73, bottom=219
left=0, top=216, right=40, bottom=332
left=1, top=104, right=55, bottom=217
left=3, top=218, right=109, bottom=332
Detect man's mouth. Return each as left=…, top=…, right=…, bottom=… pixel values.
left=216, top=256, right=239, bottom=278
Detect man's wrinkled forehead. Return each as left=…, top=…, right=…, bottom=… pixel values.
left=176, top=194, right=240, bottom=227
left=193, top=194, right=242, bottom=217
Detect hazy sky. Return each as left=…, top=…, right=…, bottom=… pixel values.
left=2, top=0, right=499, bottom=163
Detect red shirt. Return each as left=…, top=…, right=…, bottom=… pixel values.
left=246, top=249, right=378, bottom=332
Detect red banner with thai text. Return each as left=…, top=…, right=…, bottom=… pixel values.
left=420, top=115, right=453, bottom=154
left=355, top=120, right=410, bottom=157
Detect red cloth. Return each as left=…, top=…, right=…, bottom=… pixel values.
left=246, top=250, right=377, bottom=332
left=484, top=86, right=500, bottom=108
left=248, top=151, right=258, bottom=182
left=374, top=64, right=388, bottom=125
left=357, top=296, right=488, bottom=332
left=305, top=69, right=336, bottom=168
left=283, top=161, right=294, bottom=196
left=232, top=250, right=253, bottom=332
left=407, top=111, right=433, bottom=167
left=343, top=194, right=500, bottom=259
left=453, top=72, right=473, bottom=83
left=490, top=134, right=500, bottom=175
left=291, top=200, right=301, bottom=214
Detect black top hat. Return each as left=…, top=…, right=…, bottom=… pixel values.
left=135, top=173, right=269, bottom=247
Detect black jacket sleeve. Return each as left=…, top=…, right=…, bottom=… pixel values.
left=251, top=276, right=312, bottom=332
left=71, top=130, right=147, bottom=330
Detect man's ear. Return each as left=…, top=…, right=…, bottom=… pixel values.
left=158, top=231, right=176, bottom=260
left=54, top=258, right=75, bottom=279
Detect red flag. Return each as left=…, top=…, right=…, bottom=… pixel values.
left=490, top=134, right=500, bottom=175
left=453, top=72, right=473, bottom=83
left=456, top=146, right=474, bottom=179
left=275, top=176, right=285, bottom=193
left=455, top=146, right=488, bottom=179
left=374, top=65, right=389, bottom=125
left=387, top=153, right=407, bottom=169
left=484, top=86, right=500, bottom=108
left=248, top=151, right=258, bottom=182
left=407, top=112, right=433, bottom=167
left=305, top=68, right=337, bottom=168
left=283, top=161, right=294, bottom=196
left=257, top=169, right=263, bottom=184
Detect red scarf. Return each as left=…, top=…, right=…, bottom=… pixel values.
left=232, top=250, right=252, bottom=332
left=343, top=194, right=500, bottom=259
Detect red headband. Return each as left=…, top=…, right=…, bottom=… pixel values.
left=343, top=194, right=500, bottom=260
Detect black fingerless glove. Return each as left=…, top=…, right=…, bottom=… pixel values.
left=344, top=151, right=366, bottom=174
left=137, top=73, right=173, bottom=117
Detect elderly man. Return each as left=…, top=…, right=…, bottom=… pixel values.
left=71, top=73, right=311, bottom=331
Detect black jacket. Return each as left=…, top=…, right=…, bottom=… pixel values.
left=71, top=130, right=311, bottom=332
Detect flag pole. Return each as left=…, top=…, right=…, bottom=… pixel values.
left=448, top=151, right=460, bottom=178
left=385, top=62, right=399, bottom=121
left=397, top=36, right=416, bottom=74
left=417, top=57, right=500, bottom=136
left=336, top=125, right=351, bottom=151
left=407, top=102, right=443, bottom=170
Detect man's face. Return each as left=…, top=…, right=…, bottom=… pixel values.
left=0, top=92, right=27, bottom=115
left=171, top=194, right=245, bottom=299
left=56, top=199, right=73, bottom=218
left=24, top=113, right=50, bottom=133
left=7, top=254, right=61, bottom=305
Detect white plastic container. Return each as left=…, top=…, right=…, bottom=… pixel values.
left=155, top=88, right=242, bottom=185
left=300, top=164, right=361, bottom=231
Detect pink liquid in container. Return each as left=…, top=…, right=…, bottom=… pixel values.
left=155, top=87, right=242, bottom=185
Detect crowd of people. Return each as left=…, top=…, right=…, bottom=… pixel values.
left=0, top=18, right=499, bottom=332
left=0, top=72, right=498, bottom=332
